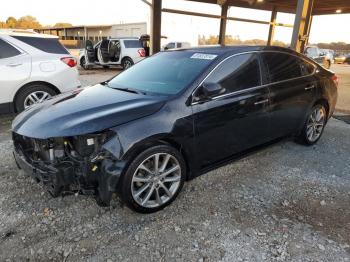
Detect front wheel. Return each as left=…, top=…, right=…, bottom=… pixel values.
left=80, top=56, right=90, bottom=70
left=120, top=145, right=186, bottom=213
left=298, top=104, right=327, bottom=145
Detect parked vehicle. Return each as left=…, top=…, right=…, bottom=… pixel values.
left=0, top=29, right=80, bottom=113
left=345, top=55, right=350, bottom=64
left=334, top=53, right=350, bottom=64
left=304, top=46, right=332, bottom=69
left=334, top=53, right=347, bottom=64
left=12, top=46, right=338, bottom=213
left=162, top=41, right=191, bottom=51
left=79, top=38, right=146, bottom=70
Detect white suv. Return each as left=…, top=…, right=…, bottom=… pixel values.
left=79, top=38, right=146, bottom=70
left=0, top=29, right=80, bottom=113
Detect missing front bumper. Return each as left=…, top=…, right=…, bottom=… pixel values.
left=13, top=149, right=124, bottom=206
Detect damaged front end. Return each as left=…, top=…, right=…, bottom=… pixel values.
left=13, top=131, right=125, bottom=206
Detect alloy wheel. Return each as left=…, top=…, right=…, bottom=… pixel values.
left=24, top=91, right=51, bottom=109
left=131, top=153, right=181, bottom=208
left=124, top=60, right=132, bottom=69
left=306, top=106, right=325, bottom=142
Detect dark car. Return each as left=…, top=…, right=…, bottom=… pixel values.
left=12, top=46, right=338, bottom=213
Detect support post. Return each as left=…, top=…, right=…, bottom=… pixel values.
left=84, top=27, right=88, bottom=41
left=291, top=0, right=314, bottom=53
left=267, top=7, right=277, bottom=46
left=151, top=0, right=162, bottom=54
left=219, top=3, right=228, bottom=45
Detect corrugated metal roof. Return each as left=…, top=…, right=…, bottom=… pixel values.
left=187, top=0, right=350, bottom=15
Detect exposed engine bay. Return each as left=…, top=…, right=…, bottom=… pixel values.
left=12, top=131, right=124, bottom=206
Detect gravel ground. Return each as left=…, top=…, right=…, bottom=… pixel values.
left=78, top=68, right=121, bottom=87
left=0, top=70, right=349, bottom=261
left=332, top=64, right=350, bottom=113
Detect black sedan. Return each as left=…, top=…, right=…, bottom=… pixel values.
left=12, top=46, right=338, bottom=213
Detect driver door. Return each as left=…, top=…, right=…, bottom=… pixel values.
left=192, top=53, right=271, bottom=169
left=84, top=40, right=96, bottom=64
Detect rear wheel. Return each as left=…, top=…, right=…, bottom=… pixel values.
left=15, top=83, right=58, bottom=112
left=120, top=145, right=186, bottom=213
left=298, top=104, right=327, bottom=145
left=122, top=57, right=134, bottom=70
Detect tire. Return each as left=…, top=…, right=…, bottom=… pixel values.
left=297, top=104, right=327, bottom=145
left=122, top=57, right=134, bottom=70
left=80, top=56, right=90, bottom=70
left=120, top=145, right=186, bottom=213
left=15, top=83, right=58, bottom=112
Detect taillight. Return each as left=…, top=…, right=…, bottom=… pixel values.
left=138, top=49, right=145, bottom=57
left=331, top=74, right=339, bottom=88
left=61, top=57, right=77, bottom=67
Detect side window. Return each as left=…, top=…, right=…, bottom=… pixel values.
left=177, top=42, right=182, bottom=48
left=166, top=43, right=175, bottom=49
left=12, top=36, right=69, bottom=54
left=305, top=47, right=318, bottom=57
left=205, top=53, right=261, bottom=94
left=262, top=53, right=303, bottom=82
left=123, top=40, right=142, bottom=48
left=0, top=38, right=21, bottom=59
left=300, top=60, right=315, bottom=76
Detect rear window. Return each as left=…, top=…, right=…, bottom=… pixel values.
left=262, top=52, right=303, bottom=82
left=0, top=38, right=21, bottom=59
left=12, top=36, right=69, bottom=54
left=123, top=40, right=142, bottom=48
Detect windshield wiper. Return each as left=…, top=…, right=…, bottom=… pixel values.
left=101, top=81, right=147, bottom=95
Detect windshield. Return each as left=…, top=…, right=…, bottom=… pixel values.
left=108, top=51, right=217, bottom=95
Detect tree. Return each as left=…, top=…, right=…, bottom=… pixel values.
left=16, top=15, right=42, bottom=29
left=53, top=23, right=72, bottom=28
left=0, top=21, right=8, bottom=28
left=6, top=16, right=17, bottom=28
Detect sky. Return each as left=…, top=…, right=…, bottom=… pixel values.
left=1, top=0, right=349, bottom=45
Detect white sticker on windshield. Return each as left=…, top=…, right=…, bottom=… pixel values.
left=190, top=53, right=218, bottom=60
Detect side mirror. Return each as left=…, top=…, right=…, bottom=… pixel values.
left=202, top=82, right=225, bottom=98
left=192, top=82, right=225, bottom=104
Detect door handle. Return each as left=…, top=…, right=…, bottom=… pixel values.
left=305, top=85, right=315, bottom=90
left=254, top=99, right=269, bottom=105
left=6, top=63, right=23, bottom=67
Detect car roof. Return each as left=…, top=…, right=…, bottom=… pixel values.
left=0, top=29, right=58, bottom=39
left=169, top=45, right=300, bottom=57
left=110, top=37, right=139, bottom=40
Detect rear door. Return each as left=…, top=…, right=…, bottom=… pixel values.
left=193, top=53, right=271, bottom=168
left=84, top=40, right=96, bottom=64
left=108, top=40, right=121, bottom=63
left=99, top=39, right=110, bottom=63
left=261, top=52, right=317, bottom=138
left=0, top=38, right=31, bottom=105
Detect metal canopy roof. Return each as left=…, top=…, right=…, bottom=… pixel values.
left=187, top=0, right=350, bottom=15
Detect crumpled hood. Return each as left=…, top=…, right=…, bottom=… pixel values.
left=12, top=84, right=166, bottom=139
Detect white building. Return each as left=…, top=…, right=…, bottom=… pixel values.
left=36, top=22, right=147, bottom=47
